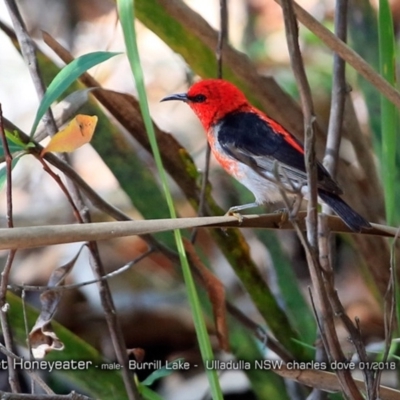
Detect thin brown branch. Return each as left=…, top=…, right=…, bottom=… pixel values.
left=324, top=0, right=348, bottom=178
left=280, top=0, right=318, bottom=248
left=4, top=0, right=58, bottom=139
left=0, top=104, right=20, bottom=393
left=216, top=0, right=227, bottom=79
left=375, top=232, right=399, bottom=398
left=81, top=211, right=140, bottom=400
left=0, top=393, right=92, bottom=400
left=319, top=3, right=349, bottom=365
left=309, top=216, right=362, bottom=399
left=0, top=104, right=13, bottom=228
left=38, top=158, right=83, bottom=223
left=309, top=230, right=329, bottom=400
left=21, top=290, right=36, bottom=393
left=276, top=168, right=360, bottom=398
left=192, top=0, right=227, bottom=243
left=12, top=249, right=154, bottom=293
left=318, top=215, right=375, bottom=397
left=0, top=344, right=55, bottom=395
left=225, top=302, right=293, bottom=363
left=0, top=250, right=20, bottom=393
left=307, top=291, right=329, bottom=400
left=280, top=0, right=363, bottom=397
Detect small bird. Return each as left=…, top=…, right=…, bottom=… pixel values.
left=161, top=79, right=371, bottom=232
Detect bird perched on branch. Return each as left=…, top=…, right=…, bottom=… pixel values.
left=161, top=79, right=371, bottom=232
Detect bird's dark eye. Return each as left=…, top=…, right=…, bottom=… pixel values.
left=189, top=94, right=207, bottom=103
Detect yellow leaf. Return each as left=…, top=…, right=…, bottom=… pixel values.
left=41, top=115, right=98, bottom=156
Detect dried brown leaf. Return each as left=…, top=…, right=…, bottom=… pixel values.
left=29, top=246, right=85, bottom=358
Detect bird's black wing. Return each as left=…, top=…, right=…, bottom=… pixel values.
left=216, top=111, right=342, bottom=195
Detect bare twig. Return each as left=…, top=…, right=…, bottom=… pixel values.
left=3, top=0, right=58, bottom=139
left=318, top=6, right=349, bottom=377
left=216, top=0, right=227, bottom=80
left=38, top=158, right=83, bottom=223
left=280, top=0, right=363, bottom=397
left=225, top=302, right=292, bottom=363
left=192, top=0, right=227, bottom=243
left=308, top=288, right=330, bottom=364
left=0, top=250, right=20, bottom=393
left=307, top=289, right=329, bottom=400
left=0, top=104, right=20, bottom=393
left=0, top=105, right=13, bottom=229
left=21, top=290, right=36, bottom=393
left=318, top=215, right=375, bottom=397
left=309, top=223, right=329, bottom=400
left=324, top=0, right=348, bottom=178
left=274, top=170, right=361, bottom=398
left=0, top=345, right=54, bottom=395
left=322, top=0, right=348, bottom=287
left=0, top=393, right=92, bottom=400
left=280, top=0, right=318, bottom=247
left=375, top=231, right=399, bottom=398
left=12, top=249, right=154, bottom=292
left=83, top=213, right=140, bottom=400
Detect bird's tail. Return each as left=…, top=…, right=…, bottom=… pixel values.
left=318, top=190, right=371, bottom=232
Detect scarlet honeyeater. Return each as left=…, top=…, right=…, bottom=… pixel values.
left=161, top=79, right=371, bottom=232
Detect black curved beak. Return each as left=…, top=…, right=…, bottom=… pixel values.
left=160, top=93, right=188, bottom=102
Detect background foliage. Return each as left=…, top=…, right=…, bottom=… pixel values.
left=0, top=0, right=399, bottom=399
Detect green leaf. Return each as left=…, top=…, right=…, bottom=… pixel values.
left=5, top=131, right=28, bottom=148
left=0, top=134, right=26, bottom=157
left=138, top=383, right=164, bottom=400
left=378, top=0, right=398, bottom=225
left=30, top=51, right=121, bottom=137
left=141, top=358, right=185, bottom=386
left=291, top=338, right=316, bottom=351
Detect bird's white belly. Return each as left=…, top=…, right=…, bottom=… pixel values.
left=234, top=162, right=286, bottom=204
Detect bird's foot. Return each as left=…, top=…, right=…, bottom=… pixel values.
left=272, top=208, right=290, bottom=228
left=225, top=209, right=244, bottom=225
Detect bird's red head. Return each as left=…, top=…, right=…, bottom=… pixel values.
left=161, top=79, right=250, bottom=130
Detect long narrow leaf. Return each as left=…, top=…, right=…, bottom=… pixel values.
left=378, top=0, right=398, bottom=225
left=30, top=51, right=120, bottom=136
left=117, top=0, right=223, bottom=398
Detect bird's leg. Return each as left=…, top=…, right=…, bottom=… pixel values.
left=226, top=202, right=259, bottom=224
